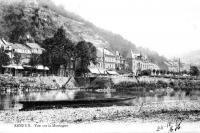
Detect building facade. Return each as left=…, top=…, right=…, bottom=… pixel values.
left=129, top=50, right=159, bottom=75
left=89, top=47, right=132, bottom=76
left=96, top=47, right=116, bottom=70
left=165, top=58, right=183, bottom=72
left=25, top=42, right=45, bottom=55
left=115, top=51, right=127, bottom=70
left=0, top=39, right=45, bottom=64
left=89, top=47, right=125, bottom=75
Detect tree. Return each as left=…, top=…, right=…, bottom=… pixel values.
left=13, top=52, right=21, bottom=65
left=30, top=8, right=44, bottom=44
left=41, top=28, right=97, bottom=76
left=38, top=51, right=49, bottom=67
left=189, top=66, right=199, bottom=77
left=3, top=3, right=31, bottom=43
left=167, top=71, right=170, bottom=75
left=141, top=69, right=151, bottom=76
left=160, top=70, right=163, bottom=75
left=0, top=48, right=10, bottom=73
left=156, top=70, right=159, bottom=75
left=163, top=70, right=166, bottom=75
left=182, top=70, right=188, bottom=75
left=41, top=27, right=75, bottom=74
left=152, top=69, right=156, bottom=75
left=74, top=41, right=97, bottom=77
left=29, top=54, right=40, bottom=67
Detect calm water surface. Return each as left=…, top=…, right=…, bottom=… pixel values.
left=0, top=88, right=200, bottom=110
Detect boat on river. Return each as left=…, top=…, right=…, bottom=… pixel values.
left=18, top=97, right=135, bottom=110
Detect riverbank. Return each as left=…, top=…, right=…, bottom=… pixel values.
left=1, top=75, right=200, bottom=92
left=0, top=75, right=77, bottom=91
left=1, top=100, right=200, bottom=124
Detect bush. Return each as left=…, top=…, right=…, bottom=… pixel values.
left=156, top=80, right=167, bottom=88
left=141, top=69, right=151, bottom=76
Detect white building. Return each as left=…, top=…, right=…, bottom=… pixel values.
left=25, top=42, right=45, bottom=55
left=89, top=47, right=119, bottom=75
left=165, top=58, right=183, bottom=72
left=129, top=50, right=159, bottom=75
left=96, top=47, right=116, bottom=70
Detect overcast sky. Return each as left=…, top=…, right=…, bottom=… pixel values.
left=52, top=0, right=200, bottom=57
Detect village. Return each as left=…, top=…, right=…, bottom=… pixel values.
left=0, top=37, right=191, bottom=79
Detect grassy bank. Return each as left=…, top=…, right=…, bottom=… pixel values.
left=1, top=75, right=200, bottom=92
left=114, top=77, right=200, bottom=91
left=0, top=75, right=74, bottom=91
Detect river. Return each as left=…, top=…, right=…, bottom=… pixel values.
left=0, top=87, right=200, bottom=110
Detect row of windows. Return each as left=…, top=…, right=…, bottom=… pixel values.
left=31, top=49, right=42, bottom=54
left=15, top=49, right=31, bottom=54
left=105, top=57, right=116, bottom=63
left=11, top=48, right=42, bottom=54
left=132, top=61, right=158, bottom=70
left=92, top=62, right=115, bottom=69
left=105, top=64, right=115, bottom=69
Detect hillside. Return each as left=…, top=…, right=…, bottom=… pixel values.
left=0, top=0, right=167, bottom=69
left=181, top=50, right=200, bottom=66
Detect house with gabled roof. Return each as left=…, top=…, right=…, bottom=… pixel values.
left=11, top=43, right=31, bottom=54
left=25, top=42, right=45, bottom=54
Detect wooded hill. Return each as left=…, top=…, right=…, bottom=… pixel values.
left=0, top=0, right=168, bottom=69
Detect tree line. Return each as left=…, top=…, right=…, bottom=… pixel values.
left=139, top=66, right=200, bottom=78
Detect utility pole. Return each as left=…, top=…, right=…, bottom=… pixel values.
left=103, top=48, right=105, bottom=74
left=178, top=58, right=181, bottom=75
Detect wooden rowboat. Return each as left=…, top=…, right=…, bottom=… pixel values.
left=18, top=97, right=135, bottom=110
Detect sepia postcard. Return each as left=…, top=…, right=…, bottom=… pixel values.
left=0, top=0, right=200, bottom=132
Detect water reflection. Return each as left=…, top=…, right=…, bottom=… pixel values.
left=0, top=88, right=200, bottom=110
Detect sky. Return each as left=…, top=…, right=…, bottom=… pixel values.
left=51, top=0, right=200, bottom=58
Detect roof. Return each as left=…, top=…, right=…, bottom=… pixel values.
left=11, top=43, right=30, bottom=50
left=106, top=70, right=119, bottom=75
left=0, top=39, right=6, bottom=48
left=126, top=51, right=132, bottom=58
left=131, top=50, right=142, bottom=58
left=116, top=51, right=120, bottom=56
left=127, top=50, right=140, bottom=58
left=98, top=68, right=107, bottom=74
left=97, top=47, right=115, bottom=57
left=88, top=67, right=100, bottom=74
left=165, top=60, right=179, bottom=67
left=35, top=65, right=49, bottom=70
left=26, top=42, right=44, bottom=50
left=2, top=64, right=24, bottom=69
left=0, top=39, right=10, bottom=48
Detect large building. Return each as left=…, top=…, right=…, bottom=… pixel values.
left=0, top=39, right=48, bottom=76
left=25, top=42, right=45, bottom=55
left=0, top=39, right=44, bottom=64
left=89, top=47, right=128, bottom=75
left=95, top=47, right=116, bottom=70
left=165, top=58, right=185, bottom=72
left=129, top=50, right=159, bottom=75
left=115, top=51, right=127, bottom=70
